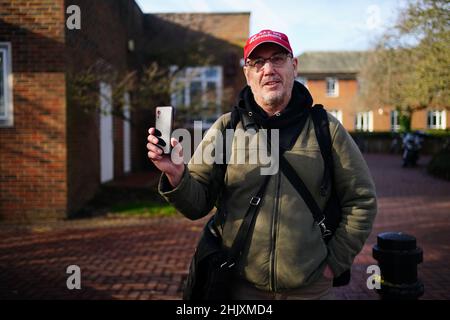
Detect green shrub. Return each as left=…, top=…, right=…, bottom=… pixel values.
left=427, top=149, right=450, bottom=181
left=424, top=129, right=450, bottom=137
left=109, top=200, right=179, bottom=217
left=350, top=131, right=397, bottom=138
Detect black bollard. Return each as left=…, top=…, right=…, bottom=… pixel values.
left=372, top=232, right=424, bottom=300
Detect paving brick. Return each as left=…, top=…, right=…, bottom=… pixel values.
left=0, top=154, right=449, bottom=300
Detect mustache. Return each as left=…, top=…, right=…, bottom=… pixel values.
left=262, top=78, right=282, bottom=85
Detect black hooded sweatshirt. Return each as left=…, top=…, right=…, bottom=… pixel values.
left=235, top=81, right=314, bottom=152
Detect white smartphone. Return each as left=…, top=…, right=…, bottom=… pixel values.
left=155, top=106, right=174, bottom=154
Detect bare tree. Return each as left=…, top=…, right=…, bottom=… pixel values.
left=358, top=0, right=450, bottom=132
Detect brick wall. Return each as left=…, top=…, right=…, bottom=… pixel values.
left=305, top=76, right=446, bottom=132
left=411, top=109, right=449, bottom=131
left=132, top=12, right=250, bottom=172
left=65, top=0, right=144, bottom=214
left=147, top=13, right=249, bottom=111
left=154, top=13, right=250, bottom=48
left=0, top=2, right=251, bottom=221
left=305, top=78, right=360, bottom=130
left=0, top=0, right=67, bottom=221
left=306, top=77, right=403, bottom=132
left=373, top=108, right=392, bottom=132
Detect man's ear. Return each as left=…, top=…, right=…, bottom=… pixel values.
left=292, top=57, right=298, bottom=75
left=243, top=67, right=250, bottom=85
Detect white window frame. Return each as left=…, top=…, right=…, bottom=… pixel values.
left=326, top=77, right=339, bottom=97
left=0, top=42, right=13, bottom=127
left=390, top=110, right=400, bottom=132
left=99, top=82, right=114, bottom=183
left=427, top=110, right=447, bottom=129
left=355, top=111, right=373, bottom=132
left=329, top=109, right=343, bottom=124
left=296, top=77, right=308, bottom=88
left=123, top=92, right=131, bottom=174
left=171, top=66, right=223, bottom=122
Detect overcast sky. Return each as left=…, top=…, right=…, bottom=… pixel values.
left=135, top=0, right=408, bottom=56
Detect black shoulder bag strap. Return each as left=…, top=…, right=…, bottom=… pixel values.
left=212, top=107, right=272, bottom=268
left=221, top=174, right=271, bottom=268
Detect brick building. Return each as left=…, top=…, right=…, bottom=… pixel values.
left=297, top=51, right=449, bottom=132
left=0, top=0, right=250, bottom=221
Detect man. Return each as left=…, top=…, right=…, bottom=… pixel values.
left=147, top=30, right=377, bottom=300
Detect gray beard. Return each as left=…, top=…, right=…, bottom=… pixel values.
left=261, top=91, right=285, bottom=108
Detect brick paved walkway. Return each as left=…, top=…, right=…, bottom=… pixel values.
left=1, top=154, right=449, bottom=300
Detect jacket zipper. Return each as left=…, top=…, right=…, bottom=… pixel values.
left=270, top=170, right=282, bottom=291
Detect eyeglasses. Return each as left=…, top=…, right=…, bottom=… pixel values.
left=245, top=52, right=292, bottom=70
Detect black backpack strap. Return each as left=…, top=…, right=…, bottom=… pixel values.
left=310, top=104, right=333, bottom=196
left=278, top=104, right=335, bottom=240
left=221, top=106, right=241, bottom=166
left=214, top=107, right=247, bottom=228
left=280, top=156, right=332, bottom=239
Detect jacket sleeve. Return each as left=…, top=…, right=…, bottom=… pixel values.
left=158, top=113, right=231, bottom=220
left=326, top=119, right=378, bottom=277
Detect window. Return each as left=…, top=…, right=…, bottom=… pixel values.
left=171, top=66, right=222, bottom=124
left=326, top=77, right=339, bottom=97
left=329, top=109, right=343, bottom=124
left=355, top=111, right=373, bottom=132
left=0, top=42, right=13, bottom=127
left=296, top=77, right=308, bottom=87
left=390, top=110, right=400, bottom=132
left=427, top=110, right=446, bottom=129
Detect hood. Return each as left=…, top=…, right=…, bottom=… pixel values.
left=235, top=81, right=313, bottom=130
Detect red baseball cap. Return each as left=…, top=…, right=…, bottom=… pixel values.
left=244, top=29, right=293, bottom=61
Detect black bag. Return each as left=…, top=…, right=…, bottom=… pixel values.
left=183, top=173, right=272, bottom=300
left=183, top=216, right=233, bottom=300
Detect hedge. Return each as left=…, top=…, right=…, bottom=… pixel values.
left=427, top=148, right=450, bottom=181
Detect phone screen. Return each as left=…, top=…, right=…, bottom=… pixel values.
left=155, top=106, right=174, bottom=154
